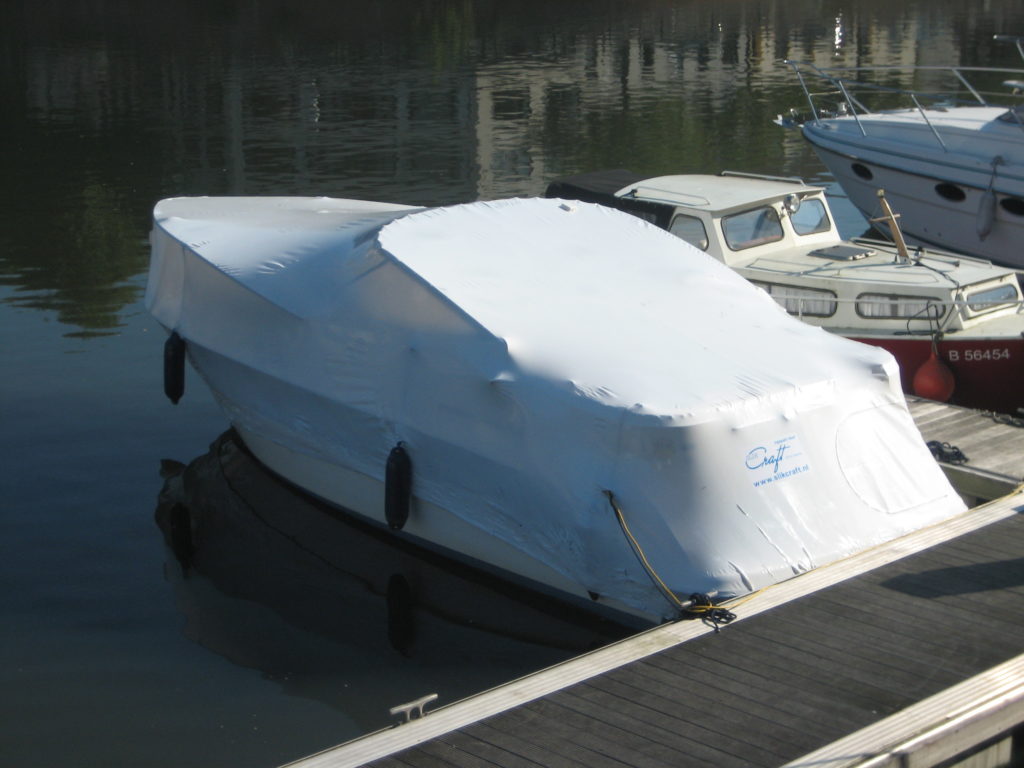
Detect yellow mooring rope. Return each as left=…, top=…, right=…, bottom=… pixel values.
left=603, top=490, right=738, bottom=628
left=603, top=489, right=685, bottom=612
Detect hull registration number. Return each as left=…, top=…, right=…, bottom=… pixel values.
left=947, top=349, right=1011, bottom=362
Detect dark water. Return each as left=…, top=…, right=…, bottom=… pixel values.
left=2, top=2, right=1022, bottom=766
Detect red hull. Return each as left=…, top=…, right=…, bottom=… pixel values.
left=851, top=336, right=1024, bottom=416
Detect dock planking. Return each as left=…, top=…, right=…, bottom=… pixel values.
left=906, top=396, right=1024, bottom=501
left=284, top=401, right=1024, bottom=768
left=378, top=513, right=1022, bottom=767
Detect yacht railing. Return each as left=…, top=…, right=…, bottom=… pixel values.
left=994, top=34, right=1024, bottom=61
left=783, top=48, right=1024, bottom=142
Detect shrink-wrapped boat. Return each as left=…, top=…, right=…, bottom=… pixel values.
left=146, top=195, right=966, bottom=625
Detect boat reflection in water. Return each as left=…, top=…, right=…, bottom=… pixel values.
left=155, top=431, right=629, bottom=734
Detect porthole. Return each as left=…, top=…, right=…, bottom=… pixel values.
left=935, top=182, right=966, bottom=202
left=851, top=163, right=873, bottom=180
left=1000, top=197, right=1024, bottom=217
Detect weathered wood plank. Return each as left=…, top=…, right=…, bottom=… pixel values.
left=942, top=532, right=1024, bottom=562
left=696, top=623, right=943, bottom=709
left=634, top=647, right=867, bottom=727
left=405, top=737, right=503, bottom=768
left=607, top=659, right=830, bottom=749
left=576, top=673, right=797, bottom=763
left=462, top=721, right=600, bottom=768
left=434, top=730, right=542, bottom=768
left=734, top=605, right=974, bottom=683
left=547, top=686, right=761, bottom=767
left=639, top=642, right=873, bottom=723
left=485, top=703, right=666, bottom=768
left=384, top=749, right=462, bottom=768
left=527, top=694, right=715, bottom=766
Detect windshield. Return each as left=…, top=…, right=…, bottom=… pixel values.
left=791, top=199, right=831, bottom=235
left=668, top=215, right=709, bottom=250
left=722, top=207, right=783, bottom=250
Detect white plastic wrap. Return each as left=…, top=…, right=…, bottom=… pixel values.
left=147, top=195, right=966, bottom=623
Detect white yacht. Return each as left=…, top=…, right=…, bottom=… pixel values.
left=781, top=43, right=1024, bottom=266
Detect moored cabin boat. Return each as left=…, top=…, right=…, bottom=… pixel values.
left=546, top=170, right=1024, bottom=415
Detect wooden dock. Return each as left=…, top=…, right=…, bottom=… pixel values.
left=282, top=400, right=1024, bottom=768
left=907, top=396, right=1024, bottom=503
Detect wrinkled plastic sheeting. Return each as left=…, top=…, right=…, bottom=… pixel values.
left=147, top=196, right=967, bottom=620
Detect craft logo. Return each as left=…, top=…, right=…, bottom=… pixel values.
left=745, top=435, right=810, bottom=488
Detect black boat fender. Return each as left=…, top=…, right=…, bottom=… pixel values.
left=385, top=442, right=413, bottom=530
left=163, top=331, right=186, bottom=404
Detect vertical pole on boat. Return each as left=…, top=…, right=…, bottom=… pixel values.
left=784, top=60, right=821, bottom=124
left=873, top=190, right=912, bottom=264
left=836, top=79, right=866, bottom=136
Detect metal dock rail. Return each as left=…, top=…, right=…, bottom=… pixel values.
left=283, top=401, right=1024, bottom=768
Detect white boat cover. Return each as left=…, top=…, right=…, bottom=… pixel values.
left=147, top=195, right=966, bottom=621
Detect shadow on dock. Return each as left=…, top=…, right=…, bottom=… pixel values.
left=881, top=556, right=1024, bottom=597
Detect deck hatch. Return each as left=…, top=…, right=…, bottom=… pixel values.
left=810, top=244, right=875, bottom=261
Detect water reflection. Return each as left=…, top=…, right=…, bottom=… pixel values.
left=4, top=0, right=1022, bottom=337
left=155, top=430, right=627, bottom=735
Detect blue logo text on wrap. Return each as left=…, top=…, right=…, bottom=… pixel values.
left=745, top=435, right=811, bottom=488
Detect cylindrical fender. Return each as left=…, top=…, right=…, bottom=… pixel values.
left=977, top=185, right=996, bottom=241
left=164, top=331, right=186, bottom=404
left=977, top=156, right=1004, bottom=241
left=385, top=442, right=413, bottom=530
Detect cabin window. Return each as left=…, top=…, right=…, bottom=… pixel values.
left=790, top=199, right=831, bottom=235
left=856, top=293, right=946, bottom=320
left=722, top=207, right=784, bottom=250
left=1001, top=197, right=1024, bottom=217
left=965, top=283, right=1020, bottom=314
left=934, top=183, right=966, bottom=202
left=851, top=163, right=873, bottom=180
left=668, top=215, right=709, bottom=250
left=751, top=281, right=837, bottom=317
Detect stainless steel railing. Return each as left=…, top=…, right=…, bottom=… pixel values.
left=782, top=59, right=1024, bottom=143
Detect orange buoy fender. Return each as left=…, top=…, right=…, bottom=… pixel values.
left=385, top=442, right=412, bottom=530
left=912, top=347, right=956, bottom=402
left=164, top=331, right=186, bottom=405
